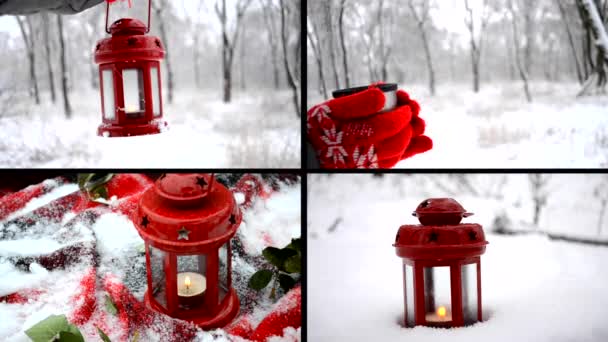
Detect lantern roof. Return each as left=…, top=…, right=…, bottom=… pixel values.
left=394, top=198, right=487, bottom=260
left=109, top=18, right=147, bottom=36
left=134, top=174, right=241, bottom=253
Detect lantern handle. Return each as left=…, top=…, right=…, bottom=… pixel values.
left=105, top=0, right=152, bottom=34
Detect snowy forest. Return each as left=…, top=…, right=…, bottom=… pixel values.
left=0, top=0, right=301, bottom=168
left=308, top=173, right=608, bottom=341
left=307, top=0, right=608, bottom=168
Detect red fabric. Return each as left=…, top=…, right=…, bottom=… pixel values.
left=0, top=177, right=66, bottom=220
left=307, top=84, right=432, bottom=168
left=233, top=174, right=273, bottom=209
left=69, top=267, right=98, bottom=325
left=226, top=315, right=255, bottom=338
left=250, top=286, right=301, bottom=341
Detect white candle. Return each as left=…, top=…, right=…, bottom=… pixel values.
left=177, top=272, right=206, bottom=297
left=425, top=306, right=452, bottom=322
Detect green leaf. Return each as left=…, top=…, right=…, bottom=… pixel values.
left=248, top=269, right=273, bottom=290
left=278, top=273, right=296, bottom=292
left=105, top=294, right=118, bottom=316
left=24, top=314, right=84, bottom=342
left=284, top=254, right=301, bottom=274
left=262, top=247, right=297, bottom=271
left=96, top=326, right=112, bottom=342
left=57, top=331, right=84, bottom=342
left=285, top=238, right=302, bottom=252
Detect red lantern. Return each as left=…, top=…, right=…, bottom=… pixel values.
left=95, top=0, right=167, bottom=137
left=133, top=174, right=241, bottom=328
left=393, top=198, right=488, bottom=328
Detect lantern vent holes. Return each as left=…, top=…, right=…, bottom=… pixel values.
left=141, top=215, right=150, bottom=228
left=468, top=231, right=477, bottom=241
left=127, top=37, right=138, bottom=46
left=395, top=232, right=400, bottom=243
left=229, top=214, right=237, bottom=225
left=420, top=200, right=430, bottom=208
left=96, top=43, right=101, bottom=51
left=178, top=227, right=190, bottom=241
left=155, top=39, right=161, bottom=48
left=428, top=231, right=438, bottom=242
left=195, top=176, right=208, bottom=188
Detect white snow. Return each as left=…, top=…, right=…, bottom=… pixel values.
left=308, top=174, right=608, bottom=342
left=309, top=82, right=608, bottom=168
left=0, top=89, right=300, bottom=168
left=5, top=183, right=78, bottom=221
left=0, top=238, right=63, bottom=257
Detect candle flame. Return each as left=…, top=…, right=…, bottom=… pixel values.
left=184, top=276, right=191, bottom=289
left=437, top=306, right=447, bottom=318
left=125, top=105, right=138, bottom=113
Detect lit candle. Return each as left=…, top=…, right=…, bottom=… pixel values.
left=177, top=272, right=206, bottom=308
left=425, top=306, right=452, bottom=323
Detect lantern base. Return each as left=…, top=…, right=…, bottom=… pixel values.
left=144, top=288, right=240, bottom=330
left=97, top=121, right=167, bottom=137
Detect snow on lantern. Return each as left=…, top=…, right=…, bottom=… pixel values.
left=95, top=0, right=167, bottom=137
left=133, top=174, right=241, bottom=329
left=393, top=198, right=488, bottom=328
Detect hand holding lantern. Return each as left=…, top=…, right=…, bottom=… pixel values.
left=307, top=83, right=433, bottom=169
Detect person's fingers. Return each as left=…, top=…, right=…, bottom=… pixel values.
left=397, top=90, right=420, bottom=117
left=402, top=135, right=433, bottom=160
left=411, top=116, right=426, bottom=136
left=337, top=105, right=412, bottom=147
left=374, top=126, right=413, bottom=162
left=378, top=155, right=402, bottom=169
left=327, top=88, right=385, bottom=120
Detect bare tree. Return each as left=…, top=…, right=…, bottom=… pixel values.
left=153, top=2, right=175, bottom=103
left=182, top=0, right=204, bottom=89
left=508, top=0, right=532, bottom=102
left=41, top=14, right=56, bottom=103
left=261, top=0, right=281, bottom=90
left=338, top=0, right=350, bottom=88
left=594, top=176, right=608, bottom=235
left=215, top=0, right=253, bottom=103
left=408, top=0, right=436, bottom=96
left=556, top=0, right=585, bottom=84
left=376, top=0, right=392, bottom=82
left=576, top=0, right=608, bottom=95
left=308, top=19, right=329, bottom=98
left=16, top=16, right=40, bottom=105
left=322, top=2, right=341, bottom=89
left=57, top=15, right=72, bottom=118
left=464, top=0, right=490, bottom=93
left=279, top=0, right=301, bottom=116
left=528, top=174, right=550, bottom=227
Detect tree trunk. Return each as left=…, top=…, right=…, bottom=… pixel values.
left=57, top=15, right=72, bottom=118
left=599, top=199, right=607, bottom=235
left=193, top=34, right=201, bottom=89
left=279, top=0, right=301, bottom=117
left=154, top=5, right=174, bottom=104
left=556, top=0, right=584, bottom=84
left=324, top=2, right=340, bottom=90
left=338, top=0, right=350, bottom=88
left=307, top=24, right=329, bottom=99
left=16, top=16, right=40, bottom=105
left=409, top=1, right=435, bottom=96
left=465, top=0, right=485, bottom=93
left=508, top=0, right=532, bottom=102
left=42, top=14, right=56, bottom=103
left=262, top=0, right=280, bottom=90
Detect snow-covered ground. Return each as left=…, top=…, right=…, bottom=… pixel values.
left=0, top=89, right=300, bottom=168
left=308, top=82, right=608, bottom=168
left=0, top=177, right=301, bottom=341
left=308, top=174, right=608, bottom=341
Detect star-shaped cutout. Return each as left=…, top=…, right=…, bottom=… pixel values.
left=177, top=227, right=190, bottom=241
left=428, top=231, right=438, bottom=242
left=395, top=232, right=400, bottom=243
left=468, top=231, right=477, bottom=241
left=420, top=200, right=431, bottom=208
left=229, top=214, right=237, bottom=225
left=141, top=215, right=149, bottom=228
left=196, top=176, right=208, bottom=188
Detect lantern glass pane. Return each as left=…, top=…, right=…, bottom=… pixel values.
left=461, top=263, right=478, bottom=325
left=218, top=242, right=230, bottom=303
left=122, top=68, right=145, bottom=117
left=423, top=266, right=452, bottom=325
left=101, top=69, right=115, bottom=120
left=150, top=66, right=161, bottom=117
left=403, top=263, right=415, bottom=327
left=149, top=245, right=167, bottom=309
left=176, top=254, right=207, bottom=310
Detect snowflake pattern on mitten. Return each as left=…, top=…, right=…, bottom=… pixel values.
left=320, top=126, right=348, bottom=166
left=353, top=145, right=379, bottom=169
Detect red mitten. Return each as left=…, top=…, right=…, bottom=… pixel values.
left=307, top=84, right=432, bottom=168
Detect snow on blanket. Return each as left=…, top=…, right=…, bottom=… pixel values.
left=0, top=179, right=301, bottom=341
left=307, top=174, right=608, bottom=342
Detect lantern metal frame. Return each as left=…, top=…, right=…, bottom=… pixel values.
left=95, top=0, right=167, bottom=137
left=133, top=174, right=241, bottom=329
left=394, top=198, right=488, bottom=328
